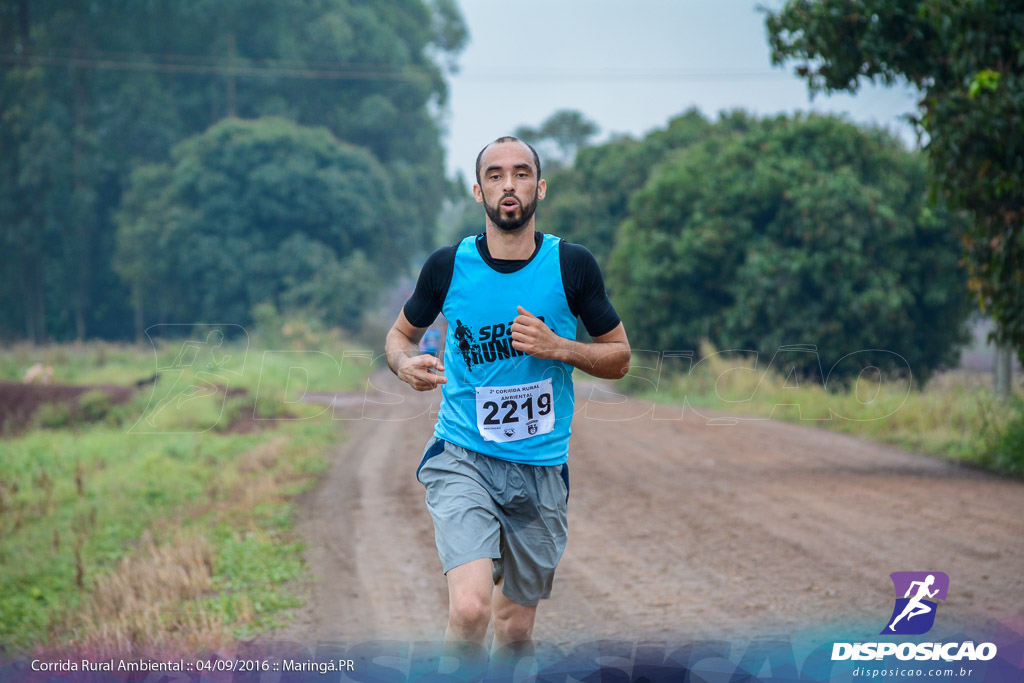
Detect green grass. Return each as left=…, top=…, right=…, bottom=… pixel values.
left=1, top=332, right=370, bottom=390
left=977, top=395, right=1024, bottom=476
left=0, top=342, right=155, bottom=386
left=200, top=523, right=308, bottom=638
left=635, top=342, right=1023, bottom=475
left=0, top=426, right=267, bottom=649
left=0, top=338, right=370, bottom=655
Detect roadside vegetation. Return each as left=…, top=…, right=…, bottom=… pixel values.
left=0, top=328, right=368, bottom=657
left=635, top=341, right=1024, bottom=477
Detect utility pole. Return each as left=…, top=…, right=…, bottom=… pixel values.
left=226, top=31, right=237, bottom=117
left=994, top=343, right=1013, bottom=400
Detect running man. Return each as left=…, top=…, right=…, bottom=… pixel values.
left=889, top=574, right=940, bottom=631
left=453, top=319, right=475, bottom=369
left=385, top=136, right=630, bottom=657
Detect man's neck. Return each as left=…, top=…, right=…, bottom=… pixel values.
left=484, top=222, right=537, bottom=260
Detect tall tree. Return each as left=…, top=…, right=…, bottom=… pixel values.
left=765, top=0, right=1024, bottom=364
left=0, top=0, right=467, bottom=341
left=515, top=109, right=600, bottom=170
left=1, top=1, right=190, bottom=341
left=609, top=113, right=972, bottom=384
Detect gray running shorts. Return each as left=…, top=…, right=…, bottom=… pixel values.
left=416, top=437, right=569, bottom=607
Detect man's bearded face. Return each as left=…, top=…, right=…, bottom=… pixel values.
left=483, top=185, right=539, bottom=233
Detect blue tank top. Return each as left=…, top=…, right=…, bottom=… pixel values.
left=435, top=233, right=577, bottom=465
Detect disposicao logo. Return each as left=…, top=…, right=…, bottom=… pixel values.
left=882, top=571, right=948, bottom=635
left=831, top=571, right=998, bottom=663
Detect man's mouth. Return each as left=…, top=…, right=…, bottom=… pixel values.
left=501, top=197, right=519, bottom=211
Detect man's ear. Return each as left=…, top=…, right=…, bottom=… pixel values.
left=537, top=178, right=546, bottom=201
left=472, top=183, right=484, bottom=204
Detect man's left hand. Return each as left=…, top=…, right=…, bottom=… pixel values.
left=510, top=305, right=564, bottom=360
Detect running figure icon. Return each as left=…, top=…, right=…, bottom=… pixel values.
left=881, top=571, right=949, bottom=635
left=889, top=574, right=939, bottom=631
left=453, top=319, right=475, bottom=370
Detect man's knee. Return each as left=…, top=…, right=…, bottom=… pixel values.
left=449, top=591, right=491, bottom=633
left=494, top=606, right=535, bottom=643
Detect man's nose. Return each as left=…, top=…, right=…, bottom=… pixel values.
left=502, top=174, right=515, bottom=191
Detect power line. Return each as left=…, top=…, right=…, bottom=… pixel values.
left=0, top=53, right=436, bottom=81
left=1, top=52, right=791, bottom=83
left=457, top=69, right=791, bottom=83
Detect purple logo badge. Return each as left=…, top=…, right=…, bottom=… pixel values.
left=881, top=571, right=949, bottom=635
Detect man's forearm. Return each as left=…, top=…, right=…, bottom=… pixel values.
left=551, top=339, right=631, bottom=380
left=385, top=328, right=419, bottom=376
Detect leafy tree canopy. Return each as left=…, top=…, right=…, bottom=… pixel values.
left=542, top=108, right=715, bottom=264
left=608, top=113, right=972, bottom=385
left=115, top=118, right=400, bottom=330
left=765, top=0, right=1024, bottom=362
left=514, top=109, right=600, bottom=170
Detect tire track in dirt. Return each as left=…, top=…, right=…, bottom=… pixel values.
left=274, top=378, right=1024, bottom=647
left=275, top=382, right=448, bottom=643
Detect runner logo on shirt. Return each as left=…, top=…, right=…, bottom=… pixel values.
left=451, top=315, right=547, bottom=372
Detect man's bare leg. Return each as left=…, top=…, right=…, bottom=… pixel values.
left=491, top=580, right=538, bottom=657
left=444, top=559, right=539, bottom=669
left=445, top=558, right=495, bottom=650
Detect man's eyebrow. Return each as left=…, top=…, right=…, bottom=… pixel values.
left=484, top=163, right=534, bottom=175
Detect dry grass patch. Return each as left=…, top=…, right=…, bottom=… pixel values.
left=57, top=531, right=230, bottom=658
left=53, top=432, right=317, bottom=652
left=237, top=436, right=288, bottom=474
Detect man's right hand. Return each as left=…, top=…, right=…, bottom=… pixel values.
left=398, top=354, right=447, bottom=391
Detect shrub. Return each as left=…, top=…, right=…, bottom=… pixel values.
left=36, top=403, right=71, bottom=429
left=78, top=390, right=112, bottom=423
left=980, top=397, right=1024, bottom=477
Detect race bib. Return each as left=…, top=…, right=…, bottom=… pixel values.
left=475, top=378, right=555, bottom=443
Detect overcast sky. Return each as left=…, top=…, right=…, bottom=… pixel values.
left=444, top=0, right=921, bottom=185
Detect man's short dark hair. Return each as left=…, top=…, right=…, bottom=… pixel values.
left=475, top=136, right=542, bottom=186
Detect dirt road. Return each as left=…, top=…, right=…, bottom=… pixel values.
left=276, top=377, right=1024, bottom=647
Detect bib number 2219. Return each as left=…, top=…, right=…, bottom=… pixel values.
left=475, top=378, right=555, bottom=443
